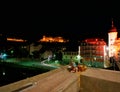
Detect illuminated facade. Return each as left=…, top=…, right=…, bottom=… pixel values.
left=79, top=38, right=107, bottom=67
left=108, top=19, right=118, bottom=57
left=0, top=33, right=26, bottom=43
left=113, top=39, right=120, bottom=61
left=38, top=35, right=69, bottom=43
left=62, top=51, right=79, bottom=62
left=7, top=38, right=26, bottom=42
left=108, top=19, right=120, bottom=61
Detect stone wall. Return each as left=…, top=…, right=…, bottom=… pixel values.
left=1, top=66, right=119, bottom=92
left=0, top=66, right=80, bottom=92
left=80, top=68, right=120, bottom=92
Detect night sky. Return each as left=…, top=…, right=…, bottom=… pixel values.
left=32, top=16, right=120, bottom=42
left=1, top=16, right=120, bottom=42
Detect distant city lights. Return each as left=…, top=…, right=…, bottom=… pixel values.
left=0, top=53, right=7, bottom=59
left=7, top=38, right=26, bottom=42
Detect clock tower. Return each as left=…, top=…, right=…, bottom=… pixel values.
left=108, top=19, right=118, bottom=57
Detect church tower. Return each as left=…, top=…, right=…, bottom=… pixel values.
left=108, top=19, right=118, bottom=57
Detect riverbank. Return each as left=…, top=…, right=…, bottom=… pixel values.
left=0, top=58, right=58, bottom=86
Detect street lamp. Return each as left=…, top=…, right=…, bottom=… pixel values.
left=77, top=55, right=80, bottom=64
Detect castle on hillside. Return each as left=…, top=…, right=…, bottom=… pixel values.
left=38, top=35, right=69, bottom=43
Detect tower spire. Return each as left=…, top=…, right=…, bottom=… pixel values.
left=112, top=18, right=114, bottom=28
left=109, top=18, right=117, bottom=32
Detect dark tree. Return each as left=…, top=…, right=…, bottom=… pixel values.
left=55, top=51, right=63, bottom=61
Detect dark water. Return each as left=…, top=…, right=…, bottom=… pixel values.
left=0, top=63, right=49, bottom=87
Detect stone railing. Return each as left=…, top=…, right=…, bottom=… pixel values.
left=80, top=68, right=120, bottom=92
left=0, top=66, right=80, bottom=92
left=0, top=66, right=120, bottom=92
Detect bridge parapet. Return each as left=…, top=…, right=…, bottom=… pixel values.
left=80, top=68, right=120, bottom=92
left=0, top=66, right=80, bottom=92
left=0, top=66, right=120, bottom=92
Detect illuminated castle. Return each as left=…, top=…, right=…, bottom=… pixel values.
left=108, top=19, right=120, bottom=61
left=38, top=35, right=69, bottom=43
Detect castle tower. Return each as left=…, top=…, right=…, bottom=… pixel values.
left=108, top=19, right=118, bottom=57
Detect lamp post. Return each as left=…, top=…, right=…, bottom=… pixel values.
left=77, top=55, right=80, bottom=64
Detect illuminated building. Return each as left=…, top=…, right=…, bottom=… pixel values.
left=62, top=51, right=79, bottom=62
left=108, top=19, right=120, bottom=61
left=7, top=38, right=26, bottom=42
left=113, top=39, right=120, bottom=61
left=108, top=19, right=118, bottom=57
left=38, top=35, right=69, bottom=43
left=0, top=33, right=26, bottom=43
left=28, top=43, right=42, bottom=56
left=79, top=38, right=108, bottom=68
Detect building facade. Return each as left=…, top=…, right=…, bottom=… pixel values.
left=62, top=51, right=79, bottom=63
left=108, top=19, right=118, bottom=57
left=108, top=19, right=120, bottom=62
left=79, top=38, right=108, bottom=68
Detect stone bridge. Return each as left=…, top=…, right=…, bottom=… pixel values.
left=0, top=66, right=120, bottom=92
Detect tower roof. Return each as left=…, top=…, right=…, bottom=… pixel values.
left=109, top=18, right=117, bottom=32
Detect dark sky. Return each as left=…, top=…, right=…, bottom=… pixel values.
left=1, top=16, right=120, bottom=42
left=32, top=16, right=120, bottom=42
